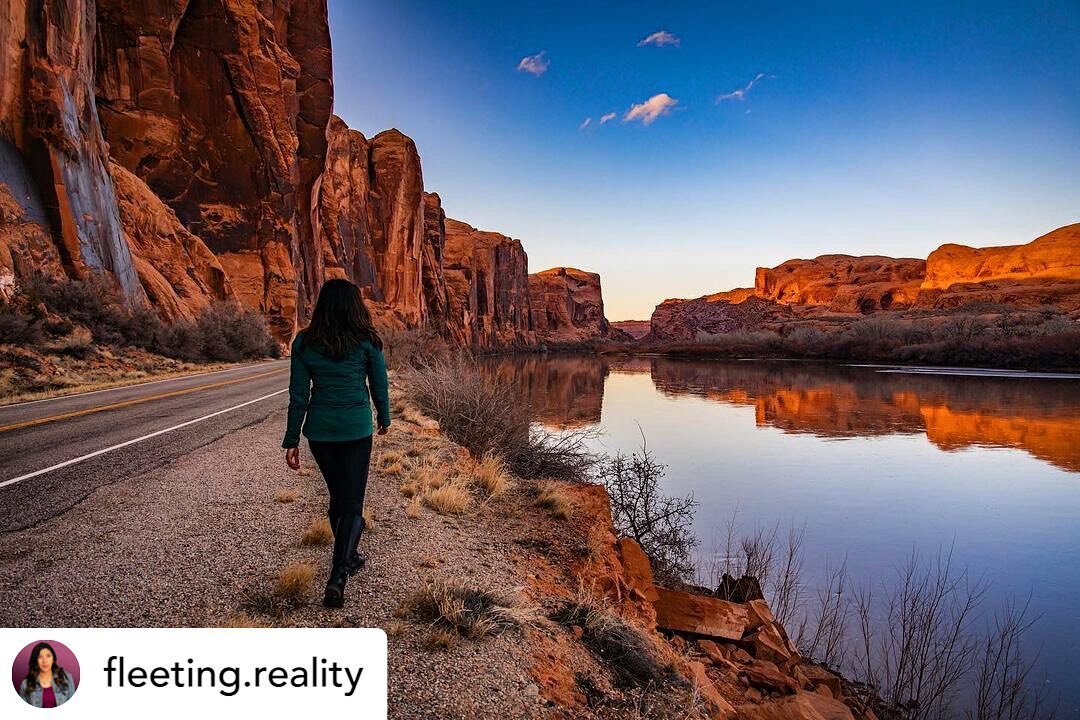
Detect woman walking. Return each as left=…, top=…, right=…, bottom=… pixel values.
left=283, top=279, right=391, bottom=608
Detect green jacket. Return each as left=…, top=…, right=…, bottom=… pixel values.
left=282, top=331, right=391, bottom=448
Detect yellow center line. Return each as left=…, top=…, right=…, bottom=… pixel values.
left=0, top=368, right=288, bottom=434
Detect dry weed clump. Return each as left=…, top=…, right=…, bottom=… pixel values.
left=551, top=599, right=673, bottom=690
left=534, top=482, right=573, bottom=520
left=362, top=507, right=377, bottom=533
left=402, top=580, right=528, bottom=639
left=300, top=517, right=333, bottom=546
left=245, top=562, right=315, bottom=615
left=273, top=489, right=298, bottom=504
left=405, top=496, right=423, bottom=519
left=467, top=453, right=512, bottom=497
left=424, top=629, right=459, bottom=651
left=422, top=482, right=471, bottom=515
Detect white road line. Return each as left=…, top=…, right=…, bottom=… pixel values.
left=0, top=388, right=288, bottom=490
left=1, top=360, right=287, bottom=409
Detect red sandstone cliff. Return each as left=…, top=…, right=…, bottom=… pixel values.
left=649, top=225, right=1080, bottom=341
left=444, top=218, right=535, bottom=347
left=917, top=224, right=1080, bottom=311
left=1, top=0, right=144, bottom=303
left=528, top=267, right=612, bottom=343
left=755, top=255, right=926, bottom=313
left=0, top=2, right=570, bottom=348
left=93, top=0, right=334, bottom=339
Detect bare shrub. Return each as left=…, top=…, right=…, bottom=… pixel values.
left=796, top=556, right=852, bottom=669
left=969, top=596, right=1058, bottom=720
left=0, top=302, right=45, bottom=345
left=194, top=302, right=278, bottom=361
left=381, top=326, right=452, bottom=370
left=598, top=437, right=697, bottom=586
left=403, top=357, right=598, bottom=481
left=851, top=546, right=987, bottom=720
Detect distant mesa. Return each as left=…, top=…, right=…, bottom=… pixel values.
left=647, top=224, right=1080, bottom=341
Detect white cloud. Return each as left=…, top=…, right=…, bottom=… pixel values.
left=599, top=112, right=617, bottom=124
left=579, top=117, right=592, bottom=130
left=517, top=51, right=550, bottom=76
left=624, top=93, right=679, bottom=125
left=716, top=72, right=774, bottom=103
left=638, top=30, right=680, bottom=47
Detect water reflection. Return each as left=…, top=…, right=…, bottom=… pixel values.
left=486, top=355, right=1080, bottom=472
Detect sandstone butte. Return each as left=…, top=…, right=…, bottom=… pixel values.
left=528, top=266, right=628, bottom=343
left=0, top=1, right=610, bottom=348
left=647, top=224, right=1080, bottom=342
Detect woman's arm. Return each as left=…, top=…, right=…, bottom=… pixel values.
left=282, top=337, right=311, bottom=449
left=366, top=342, right=391, bottom=430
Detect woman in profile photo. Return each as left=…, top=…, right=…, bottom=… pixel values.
left=19, top=642, right=74, bottom=708
left=283, top=279, right=390, bottom=608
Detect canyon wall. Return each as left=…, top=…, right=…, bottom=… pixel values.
left=0, top=2, right=604, bottom=348
left=444, top=218, right=535, bottom=347
left=650, top=225, right=1080, bottom=340
left=528, top=267, right=611, bottom=343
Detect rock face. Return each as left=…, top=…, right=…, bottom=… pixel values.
left=0, top=0, right=589, bottom=348
left=1, top=0, right=143, bottom=303
left=648, top=295, right=792, bottom=342
left=648, top=225, right=1080, bottom=342
left=93, top=0, right=333, bottom=339
left=918, top=224, right=1080, bottom=311
left=444, top=218, right=535, bottom=347
left=610, top=320, right=651, bottom=339
left=528, top=267, right=611, bottom=343
left=754, top=255, right=926, bottom=314
left=110, top=162, right=235, bottom=321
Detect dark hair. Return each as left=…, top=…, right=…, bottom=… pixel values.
left=22, top=642, right=69, bottom=697
left=301, top=279, right=382, bottom=360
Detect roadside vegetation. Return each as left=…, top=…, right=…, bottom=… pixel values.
left=0, top=272, right=278, bottom=399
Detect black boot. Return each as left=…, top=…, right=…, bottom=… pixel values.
left=324, top=512, right=363, bottom=608
left=346, top=516, right=367, bottom=575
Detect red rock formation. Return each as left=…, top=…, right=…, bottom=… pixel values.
left=1, top=0, right=143, bottom=302
left=610, top=320, right=651, bottom=339
left=648, top=295, right=792, bottom=342
left=444, top=217, right=535, bottom=346
left=110, top=162, right=235, bottom=321
left=755, top=255, right=926, bottom=313
left=528, top=266, right=611, bottom=342
left=94, top=0, right=333, bottom=339
left=918, top=224, right=1080, bottom=310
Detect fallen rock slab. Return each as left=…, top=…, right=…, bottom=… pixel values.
left=655, top=587, right=750, bottom=640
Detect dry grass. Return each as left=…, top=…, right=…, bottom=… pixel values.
left=422, top=482, right=471, bottom=515
left=274, top=562, right=315, bottom=603
left=401, top=580, right=528, bottom=639
left=406, top=495, right=423, bottom=519
left=273, top=489, right=298, bottom=504
left=400, top=480, right=423, bottom=498
left=363, top=507, right=377, bottom=533
left=218, top=613, right=272, bottom=628
left=424, top=629, right=459, bottom=651
left=551, top=598, right=672, bottom=689
left=384, top=621, right=406, bottom=638
left=245, top=562, right=315, bottom=615
left=297, top=467, right=313, bottom=477
left=300, top=517, right=333, bottom=546
left=467, top=453, right=512, bottom=498
left=535, top=482, right=573, bottom=520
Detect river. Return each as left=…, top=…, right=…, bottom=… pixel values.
left=483, top=354, right=1080, bottom=714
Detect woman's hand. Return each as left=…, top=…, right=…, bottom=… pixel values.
left=377, top=425, right=389, bottom=436
left=285, top=447, right=300, bottom=470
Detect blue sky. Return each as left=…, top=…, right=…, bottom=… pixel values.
left=329, top=0, right=1080, bottom=320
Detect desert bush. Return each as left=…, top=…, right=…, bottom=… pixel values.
left=404, top=357, right=599, bottom=481
left=598, top=438, right=697, bottom=586
left=534, top=482, right=573, bottom=520
left=195, top=302, right=278, bottom=361
left=381, top=325, right=453, bottom=370
left=0, top=302, right=45, bottom=345
left=551, top=599, right=674, bottom=689
left=422, top=482, right=471, bottom=515
left=48, top=327, right=94, bottom=357
left=300, top=517, right=333, bottom=546
left=402, top=580, right=526, bottom=638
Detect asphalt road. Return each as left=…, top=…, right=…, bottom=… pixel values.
left=0, top=359, right=291, bottom=531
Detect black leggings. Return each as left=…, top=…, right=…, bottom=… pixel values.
left=308, top=435, right=373, bottom=534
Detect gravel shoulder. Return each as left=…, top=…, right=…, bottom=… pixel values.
left=0, top=384, right=554, bottom=719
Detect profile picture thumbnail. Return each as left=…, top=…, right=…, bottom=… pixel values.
left=11, top=640, right=79, bottom=708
